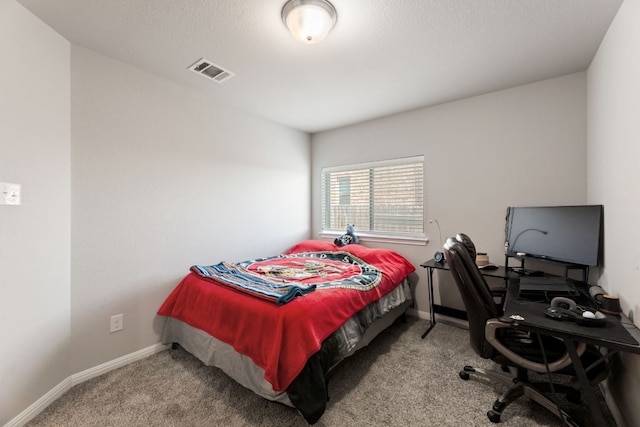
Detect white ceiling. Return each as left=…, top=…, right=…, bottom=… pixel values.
left=17, top=0, right=623, bottom=133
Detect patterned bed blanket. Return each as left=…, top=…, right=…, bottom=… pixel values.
left=158, top=240, right=415, bottom=393
left=190, top=251, right=383, bottom=305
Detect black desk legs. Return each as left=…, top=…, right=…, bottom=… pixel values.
left=564, top=339, right=607, bottom=427
left=421, top=267, right=436, bottom=338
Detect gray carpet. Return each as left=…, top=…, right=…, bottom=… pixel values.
left=27, top=317, right=615, bottom=426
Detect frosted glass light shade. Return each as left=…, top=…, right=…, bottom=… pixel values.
left=282, top=0, right=337, bottom=45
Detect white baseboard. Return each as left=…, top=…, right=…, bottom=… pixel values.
left=408, top=307, right=469, bottom=330
left=70, top=342, right=170, bottom=385
left=5, top=343, right=169, bottom=427
left=407, top=307, right=432, bottom=320
left=434, top=313, right=469, bottom=330
left=4, top=377, right=73, bottom=427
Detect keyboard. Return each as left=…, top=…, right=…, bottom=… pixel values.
left=518, top=276, right=575, bottom=299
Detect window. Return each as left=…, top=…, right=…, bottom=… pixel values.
left=322, top=156, right=425, bottom=239
left=338, top=177, right=351, bottom=205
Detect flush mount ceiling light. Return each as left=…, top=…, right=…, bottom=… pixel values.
left=281, top=0, right=337, bottom=45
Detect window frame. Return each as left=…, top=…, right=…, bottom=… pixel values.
left=320, top=155, right=427, bottom=245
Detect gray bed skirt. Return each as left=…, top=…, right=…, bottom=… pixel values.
left=160, top=279, right=413, bottom=407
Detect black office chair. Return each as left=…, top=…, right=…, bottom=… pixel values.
left=455, top=233, right=507, bottom=308
left=443, top=235, right=608, bottom=425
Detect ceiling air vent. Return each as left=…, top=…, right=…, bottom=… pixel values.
left=188, top=58, right=235, bottom=83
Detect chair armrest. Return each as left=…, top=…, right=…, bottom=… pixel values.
left=485, top=318, right=586, bottom=373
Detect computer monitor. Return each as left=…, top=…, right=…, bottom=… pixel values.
left=504, top=205, right=603, bottom=267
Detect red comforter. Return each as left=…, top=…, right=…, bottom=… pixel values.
left=157, top=240, right=415, bottom=391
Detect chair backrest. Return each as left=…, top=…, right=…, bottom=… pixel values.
left=455, top=233, right=477, bottom=261
left=443, top=236, right=499, bottom=359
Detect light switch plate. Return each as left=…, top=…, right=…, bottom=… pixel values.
left=0, top=182, right=21, bottom=205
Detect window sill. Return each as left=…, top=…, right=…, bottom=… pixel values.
left=319, top=231, right=428, bottom=246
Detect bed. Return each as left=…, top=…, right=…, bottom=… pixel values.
left=157, top=239, right=415, bottom=423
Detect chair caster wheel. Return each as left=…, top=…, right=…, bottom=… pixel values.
left=487, top=410, right=501, bottom=423
left=459, top=371, right=470, bottom=380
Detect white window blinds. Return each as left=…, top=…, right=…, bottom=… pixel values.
left=321, top=156, right=425, bottom=238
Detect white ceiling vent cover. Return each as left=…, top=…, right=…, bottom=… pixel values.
left=188, top=58, right=235, bottom=83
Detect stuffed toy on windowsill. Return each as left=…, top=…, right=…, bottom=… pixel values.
left=334, top=224, right=360, bottom=247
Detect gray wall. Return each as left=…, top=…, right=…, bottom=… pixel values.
left=312, top=73, right=587, bottom=314
left=5, top=0, right=640, bottom=424
left=588, top=1, right=640, bottom=425
left=0, top=1, right=71, bottom=423
left=70, top=46, right=311, bottom=373
left=1, top=1, right=310, bottom=423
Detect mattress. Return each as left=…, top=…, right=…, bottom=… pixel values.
left=161, top=279, right=412, bottom=408
left=157, top=240, right=416, bottom=422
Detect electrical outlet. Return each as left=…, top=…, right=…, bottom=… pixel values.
left=110, top=314, right=123, bottom=333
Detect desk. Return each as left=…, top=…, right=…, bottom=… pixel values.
left=501, top=283, right=640, bottom=426
left=420, top=259, right=515, bottom=338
